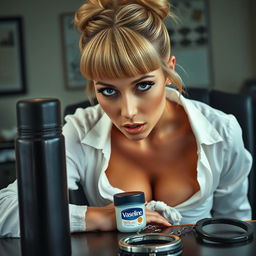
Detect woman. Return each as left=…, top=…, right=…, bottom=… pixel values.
left=0, top=0, right=252, bottom=236
left=64, top=0, right=252, bottom=232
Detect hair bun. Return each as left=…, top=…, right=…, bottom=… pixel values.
left=74, top=0, right=116, bottom=42
left=74, top=0, right=119, bottom=30
left=74, top=0, right=172, bottom=35
left=127, top=0, right=171, bottom=20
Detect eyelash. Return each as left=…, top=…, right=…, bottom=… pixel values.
left=137, top=81, right=155, bottom=92
left=97, top=88, right=116, bottom=97
left=97, top=81, right=155, bottom=97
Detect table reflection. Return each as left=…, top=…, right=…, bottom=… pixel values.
left=0, top=222, right=255, bottom=256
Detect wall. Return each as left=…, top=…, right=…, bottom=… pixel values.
left=0, top=0, right=85, bottom=130
left=251, top=0, right=256, bottom=77
left=0, top=0, right=255, bottom=129
left=209, top=0, right=254, bottom=92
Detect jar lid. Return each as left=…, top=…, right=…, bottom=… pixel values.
left=114, top=191, right=145, bottom=206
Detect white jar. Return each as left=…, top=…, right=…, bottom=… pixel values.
left=114, top=191, right=146, bottom=233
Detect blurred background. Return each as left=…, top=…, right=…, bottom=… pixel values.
left=0, top=0, right=255, bottom=188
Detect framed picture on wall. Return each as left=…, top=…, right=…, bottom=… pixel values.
left=166, top=0, right=213, bottom=88
left=0, top=17, right=26, bottom=95
left=60, top=13, right=86, bottom=90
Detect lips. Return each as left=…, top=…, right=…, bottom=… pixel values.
left=123, top=123, right=145, bottom=134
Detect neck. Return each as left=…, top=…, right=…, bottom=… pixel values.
left=148, top=100, right=183, bottom=143
left=111, top=100, right=187, bottom=150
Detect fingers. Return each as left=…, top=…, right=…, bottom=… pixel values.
left=145, top=208, right=172, bottom=227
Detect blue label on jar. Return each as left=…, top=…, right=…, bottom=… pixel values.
left=121, top=208, right=143, bottom=220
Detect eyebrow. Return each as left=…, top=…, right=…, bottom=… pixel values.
left=95, top=75, right=155, bottom=87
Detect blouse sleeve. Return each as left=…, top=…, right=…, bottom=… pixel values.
left=0, top=181, right=20, bottom=237
left=212, top=115, right=252, bottom=220
left=63, top=119, right=88, bottom=232
left=0, top=182, right=87, bottom=237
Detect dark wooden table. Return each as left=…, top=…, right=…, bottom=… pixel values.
left=1, top=222, right=256, bottom=256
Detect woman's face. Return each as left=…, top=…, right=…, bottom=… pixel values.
left=93, top=68, right=169, bottom=141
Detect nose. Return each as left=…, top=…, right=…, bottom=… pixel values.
left=120, top=95, right=138, bottom=120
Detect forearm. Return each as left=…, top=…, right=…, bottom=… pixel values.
left=85, top=204, right=116, bottom=231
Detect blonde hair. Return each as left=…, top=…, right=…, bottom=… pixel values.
left=74, top=0, right=183, bottom=102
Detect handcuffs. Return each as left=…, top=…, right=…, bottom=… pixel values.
left=118, top=218, right=254, bottom=255
left=194, top=217, right=254, bottom=244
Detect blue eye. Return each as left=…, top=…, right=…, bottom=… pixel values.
left=97, top=88, right=117, bottom=96
left=137, top=81, right=155, bottom=92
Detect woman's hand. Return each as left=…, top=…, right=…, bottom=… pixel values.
left=145, top=208, right=172, bottom=227
left=86, top=204, right=171, bottom=231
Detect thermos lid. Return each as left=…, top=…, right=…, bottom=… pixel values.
left=16, top=98, right=61, bottom=136
left=114, top=191, right=145, bottom=206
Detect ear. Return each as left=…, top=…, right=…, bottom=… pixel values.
left=168, top=56, right=176, bottom=71
left=165, top=56, right=176, bottom=84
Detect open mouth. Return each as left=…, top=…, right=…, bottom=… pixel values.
left=123, top=123, right=145, bottom=134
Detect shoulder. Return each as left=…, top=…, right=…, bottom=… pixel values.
left=189, top=99, right=231, bottom=121
left=167, top=88, right=238, bottom=140
left=188, top=99, right=240, bottom=141
left=187, top=99, right=252, bottom=181
left=63, top=104, right=105, bottom=139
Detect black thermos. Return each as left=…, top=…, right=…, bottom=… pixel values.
left=15, top=98, right=71, bottom=256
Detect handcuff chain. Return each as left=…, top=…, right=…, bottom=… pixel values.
left=169, top=226, right=195, bottom=237
left=137, top=224, right=195, bottom=237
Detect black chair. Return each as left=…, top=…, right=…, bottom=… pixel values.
left=241, top=79, right=256, bottom=157
left=65, top=88, right=256, bottom=218
left=64, top=101, right=92, bottom=116
left=69, top=182, right=89, bottom=206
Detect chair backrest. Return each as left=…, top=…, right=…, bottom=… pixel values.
left=64, top=100, right=93, bottom=124
left=68, top=182, right=89, bottom=206
left=64, top=101, right=92, bottom=117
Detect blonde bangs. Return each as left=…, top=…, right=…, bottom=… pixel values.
left=80, top=27, right=161, bottom=81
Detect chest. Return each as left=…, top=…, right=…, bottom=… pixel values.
left=105, top=131, right=199, bottom=207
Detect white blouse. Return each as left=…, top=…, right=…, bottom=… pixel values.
left=0, top=88, right=252, bottom=237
